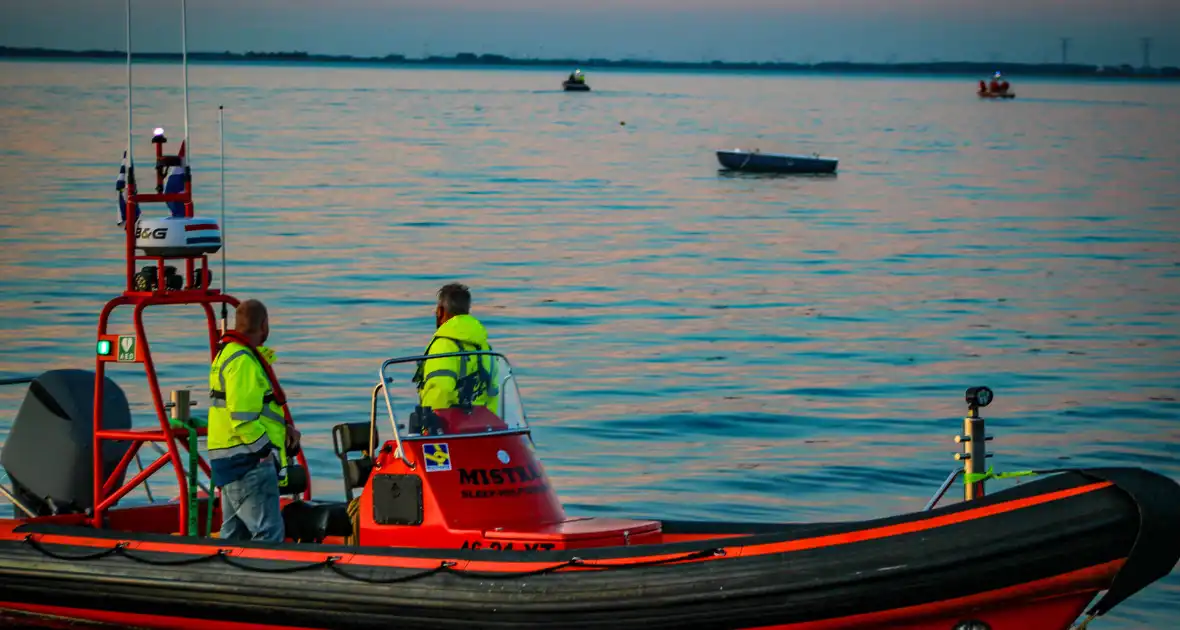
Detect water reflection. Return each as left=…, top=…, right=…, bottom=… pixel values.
left=1, top=62, right=1178, bottom=627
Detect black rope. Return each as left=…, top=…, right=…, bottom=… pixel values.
left=450, top=548, right=725, bottom=580
left=23, top=535, right=122, bottom=561
left=219, top=550, right=334, bottom=574
left=22, top=535, right=727, bottom=584
left=118, top=546, right=221, bottom=567
left=326, top=559, right=456, bottom=584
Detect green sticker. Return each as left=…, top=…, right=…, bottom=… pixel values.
left=116, top=335, right=137, bottom=362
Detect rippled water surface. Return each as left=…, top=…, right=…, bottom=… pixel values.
left=1, top=61, right=1179, bottom=626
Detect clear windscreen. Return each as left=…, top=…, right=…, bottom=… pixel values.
left=378, top=352, right=528, bottom=439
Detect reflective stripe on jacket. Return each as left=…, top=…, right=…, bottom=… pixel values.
left=415, top=315, right=499, bottom=415
left=208, top=339, right=288, bottom=488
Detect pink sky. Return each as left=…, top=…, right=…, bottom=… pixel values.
left=1, top=0, right=1176, bottom=65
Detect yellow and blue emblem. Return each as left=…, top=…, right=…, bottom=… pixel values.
left=422, top=443, right=451, bottom=472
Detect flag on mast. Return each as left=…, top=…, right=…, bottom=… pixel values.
left=115, top=150, right=139, bottom=226
left=162, top=141, right=187, bottom=218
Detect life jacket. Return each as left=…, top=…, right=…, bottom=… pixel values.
left=412, top=315, right=499, bottom=415
left=207, top=331, right=292, bottom=488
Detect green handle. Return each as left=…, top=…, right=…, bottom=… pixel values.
left=170, top=416, right=208, bottom=537
left=188, top=422, right=198, bottom=537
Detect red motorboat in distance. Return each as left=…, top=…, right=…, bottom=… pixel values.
left=978, top=71, right=1016, bottom=98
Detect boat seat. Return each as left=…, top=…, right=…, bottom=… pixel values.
left=333, top=422, right=378, bottom=502
left=282, top=500, right=353, bottom=543
left=281, top=464, right=310, bottom=497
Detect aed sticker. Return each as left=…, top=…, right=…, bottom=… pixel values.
left=116, top=335, right=137, bottom=362
left=422, top=443, right=451, bottom=472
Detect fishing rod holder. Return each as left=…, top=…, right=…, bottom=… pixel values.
left=166, top=389, right=197, bottom=423
left=925, top=386, right=995, bottom=510
left=956, top=386, right=994, bottom=501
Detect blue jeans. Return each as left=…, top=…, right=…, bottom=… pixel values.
left=219, top=458, right=284, bottom=543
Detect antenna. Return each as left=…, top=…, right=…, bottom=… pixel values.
left=1141, top=37, right=1152, bottom=69
left=125, top=0, right=134, bottom=188
left=181, top=0, right=190, bottom=161
left=219, top=104, right=228, bottom=334
left=1060, top=37, right=1070, bottom=65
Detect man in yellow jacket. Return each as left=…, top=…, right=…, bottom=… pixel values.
left=208, top=299, right=301, bottom=542
left=413, top=283, right=499, bottom=423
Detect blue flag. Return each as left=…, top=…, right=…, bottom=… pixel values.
left=163, top=164, right=187, bottom=218
left=115, top=151, right=139, bottom=226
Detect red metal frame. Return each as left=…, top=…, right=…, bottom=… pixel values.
left=89, top=135, right=310, bottom=532
left=91, top=290, right=234, bottom=530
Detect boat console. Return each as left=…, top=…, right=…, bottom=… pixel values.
left=285, top=351, right=661, bottom=549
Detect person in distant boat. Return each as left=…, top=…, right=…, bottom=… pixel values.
left=989, top=71, right=1002, bottom=94
left=208, top=299, right=301, bottom=543
left=412, top=283, right=499, bottom=428
left=979, top=79, right=987, bottom=93
left=568, top=69, right=585, bottom=84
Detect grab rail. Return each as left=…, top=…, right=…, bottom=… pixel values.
left=376, top=351, right=525, bottom=469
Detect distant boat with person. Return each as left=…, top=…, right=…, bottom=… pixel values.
left=563, top=68, right=591, bottom=91
left=978, top=71, right=1015, bottom=99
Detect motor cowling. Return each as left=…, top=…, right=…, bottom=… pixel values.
left=0, top=370, right=133, bottom=516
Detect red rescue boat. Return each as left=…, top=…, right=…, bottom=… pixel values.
left=978, top=74, right=1016, bottom=99
left=5, top=355, right=1180, bottom=630
left=1, top=6, right=1178, bottom=630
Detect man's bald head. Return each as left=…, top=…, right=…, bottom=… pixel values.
left=235, top=299, right=269, bottom=345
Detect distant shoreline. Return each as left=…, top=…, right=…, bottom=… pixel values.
left=2, top=46, right=1177, bottom=80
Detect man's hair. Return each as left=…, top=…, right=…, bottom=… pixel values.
left=235, top=299, right=268, bottom=334
left=437, top=283, right=471, bottom=316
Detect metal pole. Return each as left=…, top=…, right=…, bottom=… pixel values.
left=218, top=105, right=228, bottom=332
left=125, top=0, right=134, bottom=172
left=955, top=387, right=994, bottom=501
left=150, top=442, right=211, bottom=496
left=0, top=376, right=34, bottom=386
left=134, top=452, right=155, bottom=503
left=181, top=0, right=190, bottom=158
left=959, top=412, right=986, bottom=500
left=0, top=484, right=37, bottom=518
left=170, top=389, right=197, bottom=536
left=170, top=389, right=191, bottom=420
left=924, top=468, right=962, bottom=511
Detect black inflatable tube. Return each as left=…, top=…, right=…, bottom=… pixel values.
left=2, top=469, right=1174, bottom=628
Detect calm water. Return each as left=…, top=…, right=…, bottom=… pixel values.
left=1, top=61, right=1179, bottom=625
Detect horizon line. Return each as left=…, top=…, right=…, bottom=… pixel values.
left=1, top=45, right=1176, bottom=80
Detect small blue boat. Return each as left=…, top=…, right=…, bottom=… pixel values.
left=716, top=149, right=838, bottom=174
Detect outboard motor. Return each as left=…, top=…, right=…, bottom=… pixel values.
left=1, top=370, right=133, bottom=516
